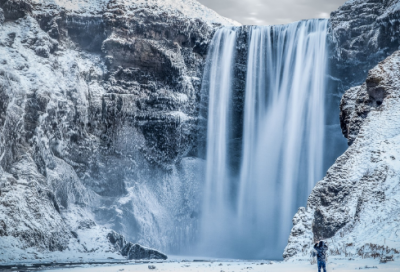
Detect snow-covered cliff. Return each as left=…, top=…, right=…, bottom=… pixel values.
left=284, top=49, right=400, bottom=261
left=284, top=0, right=400, bottom=260
left=0, top=0, right=237, bottom=261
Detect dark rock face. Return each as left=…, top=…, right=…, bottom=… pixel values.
left=330, top=0, right=400, bottom=91
left=107, top=230, right=126, bottom=252
left=107, top=230, right=167, bottom=260
left=339, top=62, right=391, bottom=146
left=312, top=208, right=347, bottom=242
left=121, top=242, right=167, bottom=260
left=339, top=84, right=370, bottom=145
left=0, top=0, right=232, bottom=260
left=0, top=0, right=32, bottom=21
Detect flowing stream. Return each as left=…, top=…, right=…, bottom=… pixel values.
left=199, top=19, right=330, bottom=259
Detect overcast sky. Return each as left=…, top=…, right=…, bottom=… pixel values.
left=197, top=0, right=348, bottom=25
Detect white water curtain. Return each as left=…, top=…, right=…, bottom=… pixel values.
left=200, top=20, right=328, bottom=259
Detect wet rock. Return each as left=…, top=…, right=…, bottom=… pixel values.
left=0, top=0, right=32, bottom=21
left=107, top=231, right=126, bottom=251
left=121, top=243, right=167, bottom=260
left=339, top=84, right=370, bottom=146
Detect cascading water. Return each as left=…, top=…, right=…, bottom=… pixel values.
left=199, top=27, right=238, bottom=251
left=199, top=19, right=329, bottom=259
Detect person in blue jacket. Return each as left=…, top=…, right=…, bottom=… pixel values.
left=314, top=241, right=328, bottom=272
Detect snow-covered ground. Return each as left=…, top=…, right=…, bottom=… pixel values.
left=24, top=257, right=399, bottom=272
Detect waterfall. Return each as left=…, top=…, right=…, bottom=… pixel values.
left=199, top=19, right=329, bottom=259
left=199, top=27, right=238, bottom=249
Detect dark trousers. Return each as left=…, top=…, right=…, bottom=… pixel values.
left=318, top=260, right=326, bottom=272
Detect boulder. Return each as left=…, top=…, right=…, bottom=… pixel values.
left=284, top=51, right=400, bottom=260
left=121, top=243, right=167, bottom=260
left=107, top=231, right=126, bottom=252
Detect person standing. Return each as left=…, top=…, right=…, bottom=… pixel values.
left=314, top=241, right=328, bottom=272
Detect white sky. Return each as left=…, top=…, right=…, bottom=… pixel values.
left=197, top=0, right=349, bottom=25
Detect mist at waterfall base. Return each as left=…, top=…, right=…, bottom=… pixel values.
left=195, top=19, right=347, bottom=259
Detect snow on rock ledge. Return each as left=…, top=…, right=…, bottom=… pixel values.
left=284, top=51, right=400, bottom=260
